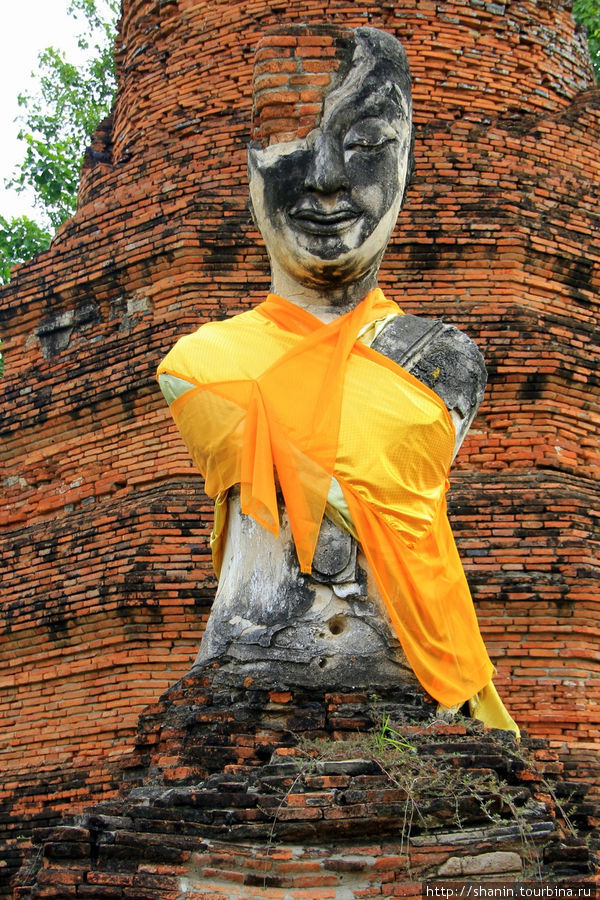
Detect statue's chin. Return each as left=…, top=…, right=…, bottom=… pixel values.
left=278, top=247, right=384, bottom=292
left=271, top=206, right=398, bottom=293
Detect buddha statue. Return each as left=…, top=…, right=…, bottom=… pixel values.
left=158, top=25, right=518, bottom=736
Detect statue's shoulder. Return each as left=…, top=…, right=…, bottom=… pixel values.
left=164, top=308, right=260, bottom=361
left=158, top=307, right=269, bottom=394
left=372, top=313, right=487, bottom=437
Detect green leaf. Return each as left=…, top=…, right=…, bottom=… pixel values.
left=0, top=215, right=52, bottom=284
left=4, top=0, right=118, bottom=236
left=573, top=0, right=600, bottom=82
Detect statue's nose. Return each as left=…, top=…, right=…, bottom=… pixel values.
left=304, top=133, right=349, bottom=195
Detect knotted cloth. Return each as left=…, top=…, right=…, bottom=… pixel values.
left=158, top=289, right=504, bottom=713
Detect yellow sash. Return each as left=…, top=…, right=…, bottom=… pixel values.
left=158, top=290, right=500, bottom=711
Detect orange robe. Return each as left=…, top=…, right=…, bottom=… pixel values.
left=158, top=289, right=497, bottom=709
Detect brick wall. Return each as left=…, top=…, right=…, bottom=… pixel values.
left=1, top=0, right=598, bottom=893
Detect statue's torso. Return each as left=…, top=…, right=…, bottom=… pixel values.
left=193, top=312, right=486, bottom=691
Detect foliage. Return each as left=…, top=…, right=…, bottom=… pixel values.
left=371, top=711, right=417, bottom=754
left=0, top=215, right=51, bottom=284
left=573, top=0, right=600, bottom=81
left=7, top=0, right=119, bottom=232
left=0, top=0, right=118, bottom=373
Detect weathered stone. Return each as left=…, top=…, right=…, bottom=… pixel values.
left=438, top=850, right=522, bottom=876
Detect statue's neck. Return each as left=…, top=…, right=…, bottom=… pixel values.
left=269, top=265, right=379, bottom=323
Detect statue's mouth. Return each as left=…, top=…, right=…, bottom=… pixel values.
left=288, top=201, right=361, bottom=235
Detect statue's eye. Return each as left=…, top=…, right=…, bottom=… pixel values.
left=344, top=118, right=397, bottom=152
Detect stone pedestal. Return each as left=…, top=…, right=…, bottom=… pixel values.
left=13, top=665, right=598, bottom=898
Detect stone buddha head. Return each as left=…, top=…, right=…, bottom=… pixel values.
left=248, top=25, right=414, bottom=301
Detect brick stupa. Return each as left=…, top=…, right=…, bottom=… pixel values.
left=1, top=0, right=599, bottom=896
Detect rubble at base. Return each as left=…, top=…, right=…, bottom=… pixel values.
left=14, top=666, right=599, bottom=899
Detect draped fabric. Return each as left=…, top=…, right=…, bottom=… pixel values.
left=157, top=289, right=497, bottom=709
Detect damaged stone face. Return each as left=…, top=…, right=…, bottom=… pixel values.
left=248, top=26, right=414, bottom=294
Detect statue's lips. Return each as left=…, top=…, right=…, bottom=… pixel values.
left=288, top=204, right=361, bottom=235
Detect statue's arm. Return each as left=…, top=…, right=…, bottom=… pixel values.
left=158, top=372, right=196, bottom=405
left=371, top=315, right=487, bottom=460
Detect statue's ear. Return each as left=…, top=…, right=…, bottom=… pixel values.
left=247, top=196, right=259, bottom=230
left=246, top=146, right=260, bottom=229
left=247, top=144, right=260, bottom=176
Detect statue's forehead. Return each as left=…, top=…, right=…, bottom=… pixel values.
left=251, top=25, right=411, bottom=150
left=320, top=72, right=411, bottom=132
left=251, top=26, right=355, bottom=148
